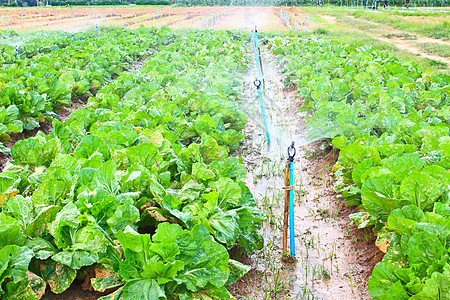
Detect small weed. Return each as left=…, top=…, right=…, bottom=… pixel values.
left=381, top=32, right=417, bottom=40
left=424, top=58, right=447, bottom=69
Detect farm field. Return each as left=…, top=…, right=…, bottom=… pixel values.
left=0, top=4, right=450, bottom=300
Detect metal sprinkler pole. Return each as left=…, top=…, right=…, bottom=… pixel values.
left=282, top=142, right=296, bottom=259
left=288, top=143, right=296, bottom=259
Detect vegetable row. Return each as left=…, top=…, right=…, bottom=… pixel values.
left=0, top=29, right=263, bottom=299
left=268, top=35, right=450, bottom=299
left=0, top=27, right=175, bottom=154
left=0, top=30, right=92, bottom=65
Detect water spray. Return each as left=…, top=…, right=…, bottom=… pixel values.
left=135, top=14, right=137, bottom=24
left=6, top=19, right=9, bottom=30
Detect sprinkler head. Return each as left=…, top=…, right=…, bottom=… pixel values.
left=15, top=45, right=19, bottom=51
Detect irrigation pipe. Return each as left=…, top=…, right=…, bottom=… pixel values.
left=254, top=79, right=271, bottom=144
left=251, top=26, right=263, bottom=83
left=283, top=142, right=296, bottom=259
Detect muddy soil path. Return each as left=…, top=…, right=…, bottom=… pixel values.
left=321, top=13, right=450, bottom=65
left=230, top=46, right=382, bottom=299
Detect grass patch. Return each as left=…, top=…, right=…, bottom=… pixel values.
left=417, top=42, right=450, bottom=58
left=424, top=58, right=448, bottom=69
left=351, top=10, right=449, bottom=40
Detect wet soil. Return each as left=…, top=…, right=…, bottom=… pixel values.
left=230, top=48, right=381, bottom=299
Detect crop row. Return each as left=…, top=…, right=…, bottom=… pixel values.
left=0, top=27, right=175, bottom=154
left=0, top=29, right=263, bottom=299
left=268, top=35, right=449, bottom=299
left=0, top=30, right=92, bottom=65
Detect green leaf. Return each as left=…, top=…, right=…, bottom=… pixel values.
left=40, top=260, right=76, bottom=294
left=107, top=199, right=140, bottom=233
left=210, top=157, right=246, bottom=181
left=387, top=205, right=425, bottom=235
left=361, top=174, right=407, bottom=222
left=122, top=279, right=166, bottom=300
left=52, top=250, right=98, bottom=270
left=338, top=143, right=380, bottom=168
left=0, top=212, right=26, bottom=247
left=92, top=160, right=120, bottom=196
left=226, top=259, right=250, bottom=285
left=192, top=163, right=216, bottom=182
left=91, top=269, right=122, bottom=293
left=4, top=272, right=46, bottom=300
left=50, top=202, right=81, bottom=249
left=25, top=205, right=60, bottom=238
left=368, top=262, right=409, bottom=300
left=407, top=231, right=446, bottom=266
left=73, top=135, right=109, bottom=161
left=213, top=177, right=241, bottom=209
left=411, top=265, right=450, bottom=300
left=332, top=136, right=348, bottom=150
left=0, top=245, right=34, bottom=285
left=98, top=286, right=124, bottom=300
left=140, top=260, right=185, bottom=284
left=25, top=238, right=57, bottom=260
left=208, top=210, right=240, bottom=249
left=400, top=172, right=441, bottom=211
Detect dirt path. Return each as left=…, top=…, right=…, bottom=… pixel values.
left=231, top=47, right=381, bottom=299
left=321, top=14, right=450, bottom=65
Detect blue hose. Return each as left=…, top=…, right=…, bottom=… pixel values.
left=256, top=85, right=271, bottom=144
left=252, top=27, right=263, bottom=80
left=289, top=160, right=295, bottom=258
